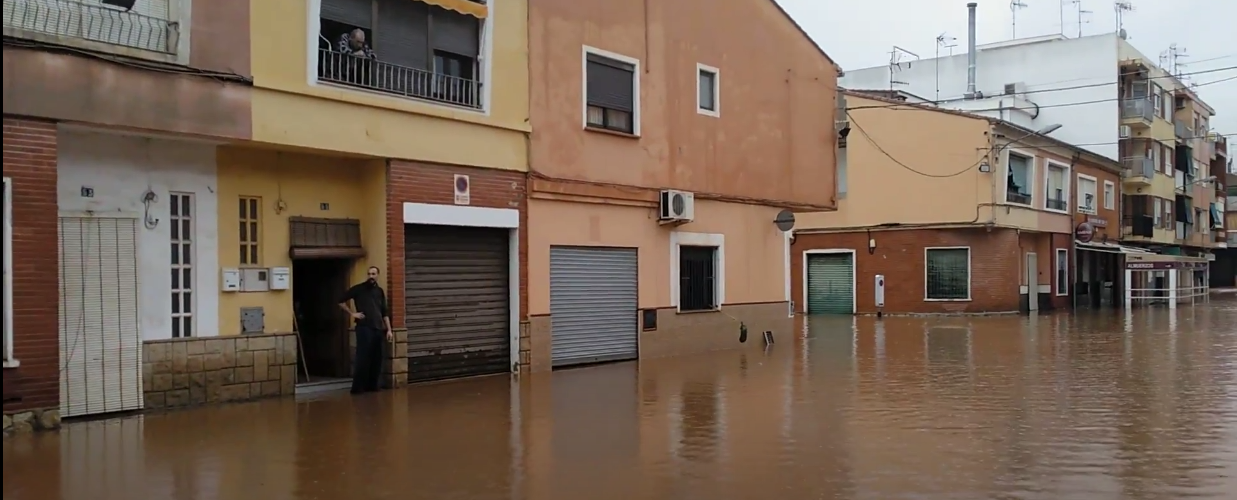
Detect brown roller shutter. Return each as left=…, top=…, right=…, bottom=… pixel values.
left=404, top=224, right=510, bottom=382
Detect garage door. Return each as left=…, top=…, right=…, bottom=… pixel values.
left=405, top=225, right=510, bottom=382
left=550, top=246, right=638, bottom=367
left=806, top=253, right=854, bottom=314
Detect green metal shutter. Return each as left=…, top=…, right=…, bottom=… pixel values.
left=806, top=254, right=854, bottom=315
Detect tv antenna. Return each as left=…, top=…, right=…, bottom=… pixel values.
left=935, top=33, right=957, bottom=101
left=887, top=45, right=920, bottom=92
left=1069, top=0, right=1092, bottom=37
left=1114, top=1, right=1134, bottom=37
left=1010, top=0, right=1029, bottom=39
left=1163, top=43, right=1189, bottom=80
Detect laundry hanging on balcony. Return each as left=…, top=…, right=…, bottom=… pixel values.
left=413, top=0, right=488, bottom=18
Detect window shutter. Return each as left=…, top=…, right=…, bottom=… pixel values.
left=430, top=8, right=479, bottom=56
left=322, top=0, right=373, bottom=29
left=587, top=55, right=635, bottom=111
left=377, top=0, right=430, bottom=69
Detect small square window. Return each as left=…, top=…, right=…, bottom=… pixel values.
left=697, top=65, right=719, bottom=116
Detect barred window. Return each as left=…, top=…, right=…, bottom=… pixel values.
left=925, top=248, right=970, bottom=300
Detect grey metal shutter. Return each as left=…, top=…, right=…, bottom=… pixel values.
left=550, top=246, right=638, bottom=367
left=586, top=55, right=635, bottom=111
left=322, top=0, right=372, bottom=28
left=405, top=225, right=510, bottom=382
left=806, top=254, right=854, bottom=315
left=430, top=7, right=479, bottom=56
left=376, top=0, right=429, bottom=69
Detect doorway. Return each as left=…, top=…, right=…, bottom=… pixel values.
left=292, top=258, right=354, bottom=381
left=1026, top=252, right=1038, bottom=312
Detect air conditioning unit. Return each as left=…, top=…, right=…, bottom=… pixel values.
left=1003, top=82, right=1026, bottom=95
left=659, top=190, right=695, bottom=223
left=1119, top=125, right=1132, bottom=138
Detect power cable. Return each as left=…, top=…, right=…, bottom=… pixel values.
left=848, top=65, right=1237, bottom=111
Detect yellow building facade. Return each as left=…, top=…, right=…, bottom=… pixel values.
left=218, top=0, right=530, bottom=385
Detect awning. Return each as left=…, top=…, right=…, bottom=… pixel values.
left=415, top=0, right=488, bottom=18
left=1078, top=241, right=1154, bottom=254
left=289, top=247, right=367, bottom=260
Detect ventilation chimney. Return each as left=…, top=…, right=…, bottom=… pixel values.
left=966, top=2, right=978, bottom=98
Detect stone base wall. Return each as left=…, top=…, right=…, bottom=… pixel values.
left=143, top=333, right=298, bottom=410
left=3, top=407, right=60, bottom=436
left=383, top=329, right=409, bottom=388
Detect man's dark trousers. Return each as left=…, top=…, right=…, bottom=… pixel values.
left=352, top=325, right=384, bottom=393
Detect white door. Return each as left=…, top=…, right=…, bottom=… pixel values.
left=1026, top=252, right=1039, bottom=312
left=59, top=217, right=143, bottom=418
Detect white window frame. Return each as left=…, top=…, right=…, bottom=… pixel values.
left=923, top=246, right=971, bottom=302
left=2, top=177, right=15, bottom=367
left=1075, top=172, right=1098, bottom=215
left=1055, top=248, right=1069, bottom=296
left=304, top=0, right=495, bottom=115
left=582, top=45, right=642, bottom=136
left=170, top=192, right=195, bottom=338
left=1004, top=149, right=1036, bottom=207
left=670, top=232, right=725, bottom=312
left=1043, top=160, right=1072, bottom=214
left=696, top=63, right=720, bottom=117
left=1103, top=180, right=1116, bottom=210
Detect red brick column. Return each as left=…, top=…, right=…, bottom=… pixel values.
left=2, top=117, right=60, bottom=419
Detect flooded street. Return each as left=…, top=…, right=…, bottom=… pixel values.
left=6, top=299, right=1237, bottom=500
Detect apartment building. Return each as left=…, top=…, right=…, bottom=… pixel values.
left=790, top=92, right=1123, bottom=315
left=838, top=20, right=1225, bottom=263
left=522, top=0, right=839, bottom=371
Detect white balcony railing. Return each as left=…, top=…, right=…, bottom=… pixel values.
left=2, top=0, right=178, bottom=54
left=317, top=49, right=482, bottom=109
left=1123, top=157, right=1155, bottom=179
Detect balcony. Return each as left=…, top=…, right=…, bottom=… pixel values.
left=1122, top=214, right=1155, bottom=239
left=2, top=0, right=178, bottom=55
left=1122, top=157, right=1155, bottom=187
left=1215, top=134, right=1229, bottom=158
left=1175, top=120, right=1193, bottom=141
left=1228, top=196, right=1237, bottom=212
left=1229, top=232, right=1237, bottom=246
left=317, top=49, right=481, bottom=109
left=1121, top=99, right=1155, bottom=126
left=1046, top=198, right=1067, bottom=212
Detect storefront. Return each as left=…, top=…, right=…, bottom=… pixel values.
left=1123, top=255, right=1210, bottom=308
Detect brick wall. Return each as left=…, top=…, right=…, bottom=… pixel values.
left=791, top=228, right=1022, bottom=314
left=385, top=160, right=528, bottom=328
left=2, top=117, right=60, bottom=413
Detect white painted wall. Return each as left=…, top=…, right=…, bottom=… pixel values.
left=843, top=33, right=1122, bottom=160
left=57, top=129, right=220, bottom=341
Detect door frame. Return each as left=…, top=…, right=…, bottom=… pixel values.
left=801, top=249, right=857, bottom=314
left=1026, top=252, right=1039, bottom=312
left=402, top=202, right=521, bottom=372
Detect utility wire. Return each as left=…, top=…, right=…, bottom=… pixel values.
left=845, top=110, right=1235, bottom=179
left=849, top=65, right=1237, bottom=111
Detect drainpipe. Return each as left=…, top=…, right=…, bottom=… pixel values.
left=966, top=2, right=978, bottom=98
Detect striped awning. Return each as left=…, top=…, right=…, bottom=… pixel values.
left=416, top=0, right=487, bottom=18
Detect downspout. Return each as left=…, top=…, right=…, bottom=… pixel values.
left=966, top=2, right=978, bottom=98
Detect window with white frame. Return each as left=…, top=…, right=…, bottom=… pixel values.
left=679, top=246, right=718, bottom=311
left=1103, top=180, right=1115, bottom=210
left=1006, top=153, right=1033, bottom=206
left=1045, top=162, right=1070, bottom=212
left=2, top=177, right=12, bottom=365
left=1154, top=197, right=1162, bottom=226
left=696, top=64, right=719, bottom=116
left=585, top=48, right=639, bottom=134
left=837, top=139, right=848, bottom=199
left=1077, top=174, right=1097, bottom=214
left=925, top=247, right=970, bottom=301
left=170, top=193, right=194, bottom=338
left=1055, top=248, right=1068, bottom=296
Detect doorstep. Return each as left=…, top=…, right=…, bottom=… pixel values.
left=295, top=377, right=352, bottom=396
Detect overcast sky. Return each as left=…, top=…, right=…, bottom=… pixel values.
left=776, top=0, right=1237, bottom=136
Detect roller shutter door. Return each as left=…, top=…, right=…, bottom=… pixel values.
left=405, top=224, right=510, bottom=382
left=806, top=253, right=854, bottom=315
left=550, top=246, right=638, bottom=367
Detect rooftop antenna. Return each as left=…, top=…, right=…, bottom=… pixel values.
left=1114, top=1, right=1134, bottom=39
left=1165, top=43, right=1189, bottom=81
left=935, top=33, right=957, bottom=101
left=887, top=45, right=920, bottom=92
left=1010, top=0, right=1029, bottom=39
left=1069, top=0, right=1092, bottom=37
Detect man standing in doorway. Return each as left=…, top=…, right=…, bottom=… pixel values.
left=339, top=266, right=393, bottom=394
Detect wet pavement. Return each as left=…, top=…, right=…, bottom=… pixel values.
left=6, top=299, right=1237, bottom=500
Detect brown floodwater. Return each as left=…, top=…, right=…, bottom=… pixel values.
left=6, top=298, right=1237, bottom=500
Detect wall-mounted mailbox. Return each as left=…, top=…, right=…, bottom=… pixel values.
left=270, top=267, right=290, bottom=290
left=221, top=268, right=241, bottom=292
left=241, top=268, right=270, bottom=292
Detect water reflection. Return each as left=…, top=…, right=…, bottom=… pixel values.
left=5, top=299, right=1237, bottom=500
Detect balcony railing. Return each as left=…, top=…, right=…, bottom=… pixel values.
left=1216, top=135, right=1229, bottom=157
left=1121, top=99, right=1154, bottom=122
left=1005, top=190, right=1032, bottom=206
left=1229, top=232, right=1237, bottom=245
left=1123, top=214, right=1155, bottom=238
left=1228, top=196, right=1237, bottom=212
left=2, top=0, right=177, bottom=54
left=1046, top=198, right=1067, bottom=211
left=1123, top=157, right=1155, bottom=179
left=317, top=49, right=482, bottom=109
left=1175, top=120, right=1193, bottom=140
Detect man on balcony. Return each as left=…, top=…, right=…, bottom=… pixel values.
left=337, top=28, right=376, bottom=59
left=332, top=28, right=376, bottom=87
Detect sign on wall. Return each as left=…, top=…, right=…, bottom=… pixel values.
left=454, top=174, right=471, bottom=206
